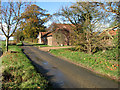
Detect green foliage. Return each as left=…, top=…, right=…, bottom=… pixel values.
left=94, top=48, right=118, bottom=61
left=33, top=44, right=49, bottom=47
left=21, top=4, right=51, bottom=39
left=50, top=48, right=119, bottom=80
left=112, top=30, right=119, bottom=48
left=55, top=2, right=119, bottom=55
left=14, top=30, right=25, bottom=43
left=55, top=2, right=107, bottom=54
left=2, top=45, right=50, bottom=89
left=16, top=43, right=23, bottom=46
left=24, top=38, right=38, bottom=43
left=1, top=41, right=6, bottom=52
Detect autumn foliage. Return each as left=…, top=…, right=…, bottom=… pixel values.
left=21, top=4, right=51, bottom=39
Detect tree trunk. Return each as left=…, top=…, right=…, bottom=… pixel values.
left=88, top=49, right=92, bottom=55
left=32, top=38, right=33, bottom=43
left=6, top=37, right=9, bottom=52
left=88, top=44, right=92, bottom=55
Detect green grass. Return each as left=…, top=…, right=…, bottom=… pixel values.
left=50, top=48, right=119, bottom=81
left=0, top=41, right=6, bottom=52
left=33, top=44, right=69, bottom=47
left=24, top=41, right=69, bottom=47
left=33, top=44, right=50, bottom=47
left=24, top=41, right=50, bottom=47
left=16, top=43, right=23, bottom=46
left=1, top=45, right=51, bottom=89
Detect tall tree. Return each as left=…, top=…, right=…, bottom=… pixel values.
left=55, top=2, right=107, bottom=54
left=1, top=1, right=28, bottom=51
left=21, top=4, right=51, bottom=40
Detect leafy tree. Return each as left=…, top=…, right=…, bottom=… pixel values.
left=1, top=2, right=28, bottom=51
left=21, top=4, right=51, bottom=41
left=55, top=2, right=107, bottom=54
left=14, top=29, right=25, bottom=43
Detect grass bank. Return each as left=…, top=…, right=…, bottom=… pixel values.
left=50, top=48, right=119, bottom=82
left=24, top=41, right=49, bottom=47
left=24, top=41, right=69, bottom=47
left=1, top=45, right=51, bottom=89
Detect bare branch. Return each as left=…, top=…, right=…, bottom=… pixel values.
left=1, top=23, right=7, bottom=37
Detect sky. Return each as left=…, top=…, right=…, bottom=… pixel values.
left=35, top=2, right=72, bottom=27
left=35, top=2, right=72, bottom=15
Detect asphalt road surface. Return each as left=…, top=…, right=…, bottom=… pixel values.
left=0, top=48, right=2, bottom=57
left=22, top=43, right=119, bottom=88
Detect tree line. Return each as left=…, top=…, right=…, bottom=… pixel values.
left=1, top=1, right=119, bottom=53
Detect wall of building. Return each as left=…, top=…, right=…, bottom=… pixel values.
left=47, top=37, right=53, bottom=46
left=38, top=32, right=42, bottom=44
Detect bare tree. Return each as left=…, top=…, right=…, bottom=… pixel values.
left=55, top=2, right=105, bottom=54
left=1, top=1, right=28, bottom=51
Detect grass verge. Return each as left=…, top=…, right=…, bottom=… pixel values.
left=49, top=48, right=119, bottom=82
left=1, top=45, right=51, bottom=89
left=24, top=41, right=69, bottom=47
left=24, top=41, right=49, bottom=47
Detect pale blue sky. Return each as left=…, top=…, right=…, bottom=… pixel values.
left=35, top=2, right=72, bottom=27
left=35, top=2, right=72, bottom=14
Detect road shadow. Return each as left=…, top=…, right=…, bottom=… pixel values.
left=22, top=49, right=63, bottom=89
left=0, top=48, right=3, bottom=57
left=22, top=43, right=33, bottom=46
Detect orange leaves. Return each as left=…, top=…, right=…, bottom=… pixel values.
left=114, top=67, right=117, bottom=70
left=107, top=64, right=118, bottom=70
left=110, top=68, right=113, bottom=70
left=20, top=4, right=50, bottom=39
left=117, top=64, right=119, bottom=67
left=107, top=66, right=109, bottom=69
left=33, top=19, right=38, bottom=23
left=99, top=61, right=103, bottom=64
left=37, top=86, right=40, bottom=89
left=112, top=64, right=114, bottom=68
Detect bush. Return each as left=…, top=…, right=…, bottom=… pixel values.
left=16, top=43, right=23, bottom=46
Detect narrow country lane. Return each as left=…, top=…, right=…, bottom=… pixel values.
left=22, top=43, right=119, bottom=88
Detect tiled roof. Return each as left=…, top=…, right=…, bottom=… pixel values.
left=47, top=23, right=75, bottom=32
left=40, top=23, right=75, bottom=38
left=54, top=24, right=74, bottom=30
left=99, top=29, right=118, bottom=36
left=40, top=32, right=52, bottom=38
left=109, top=30, right=117, bottom=36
